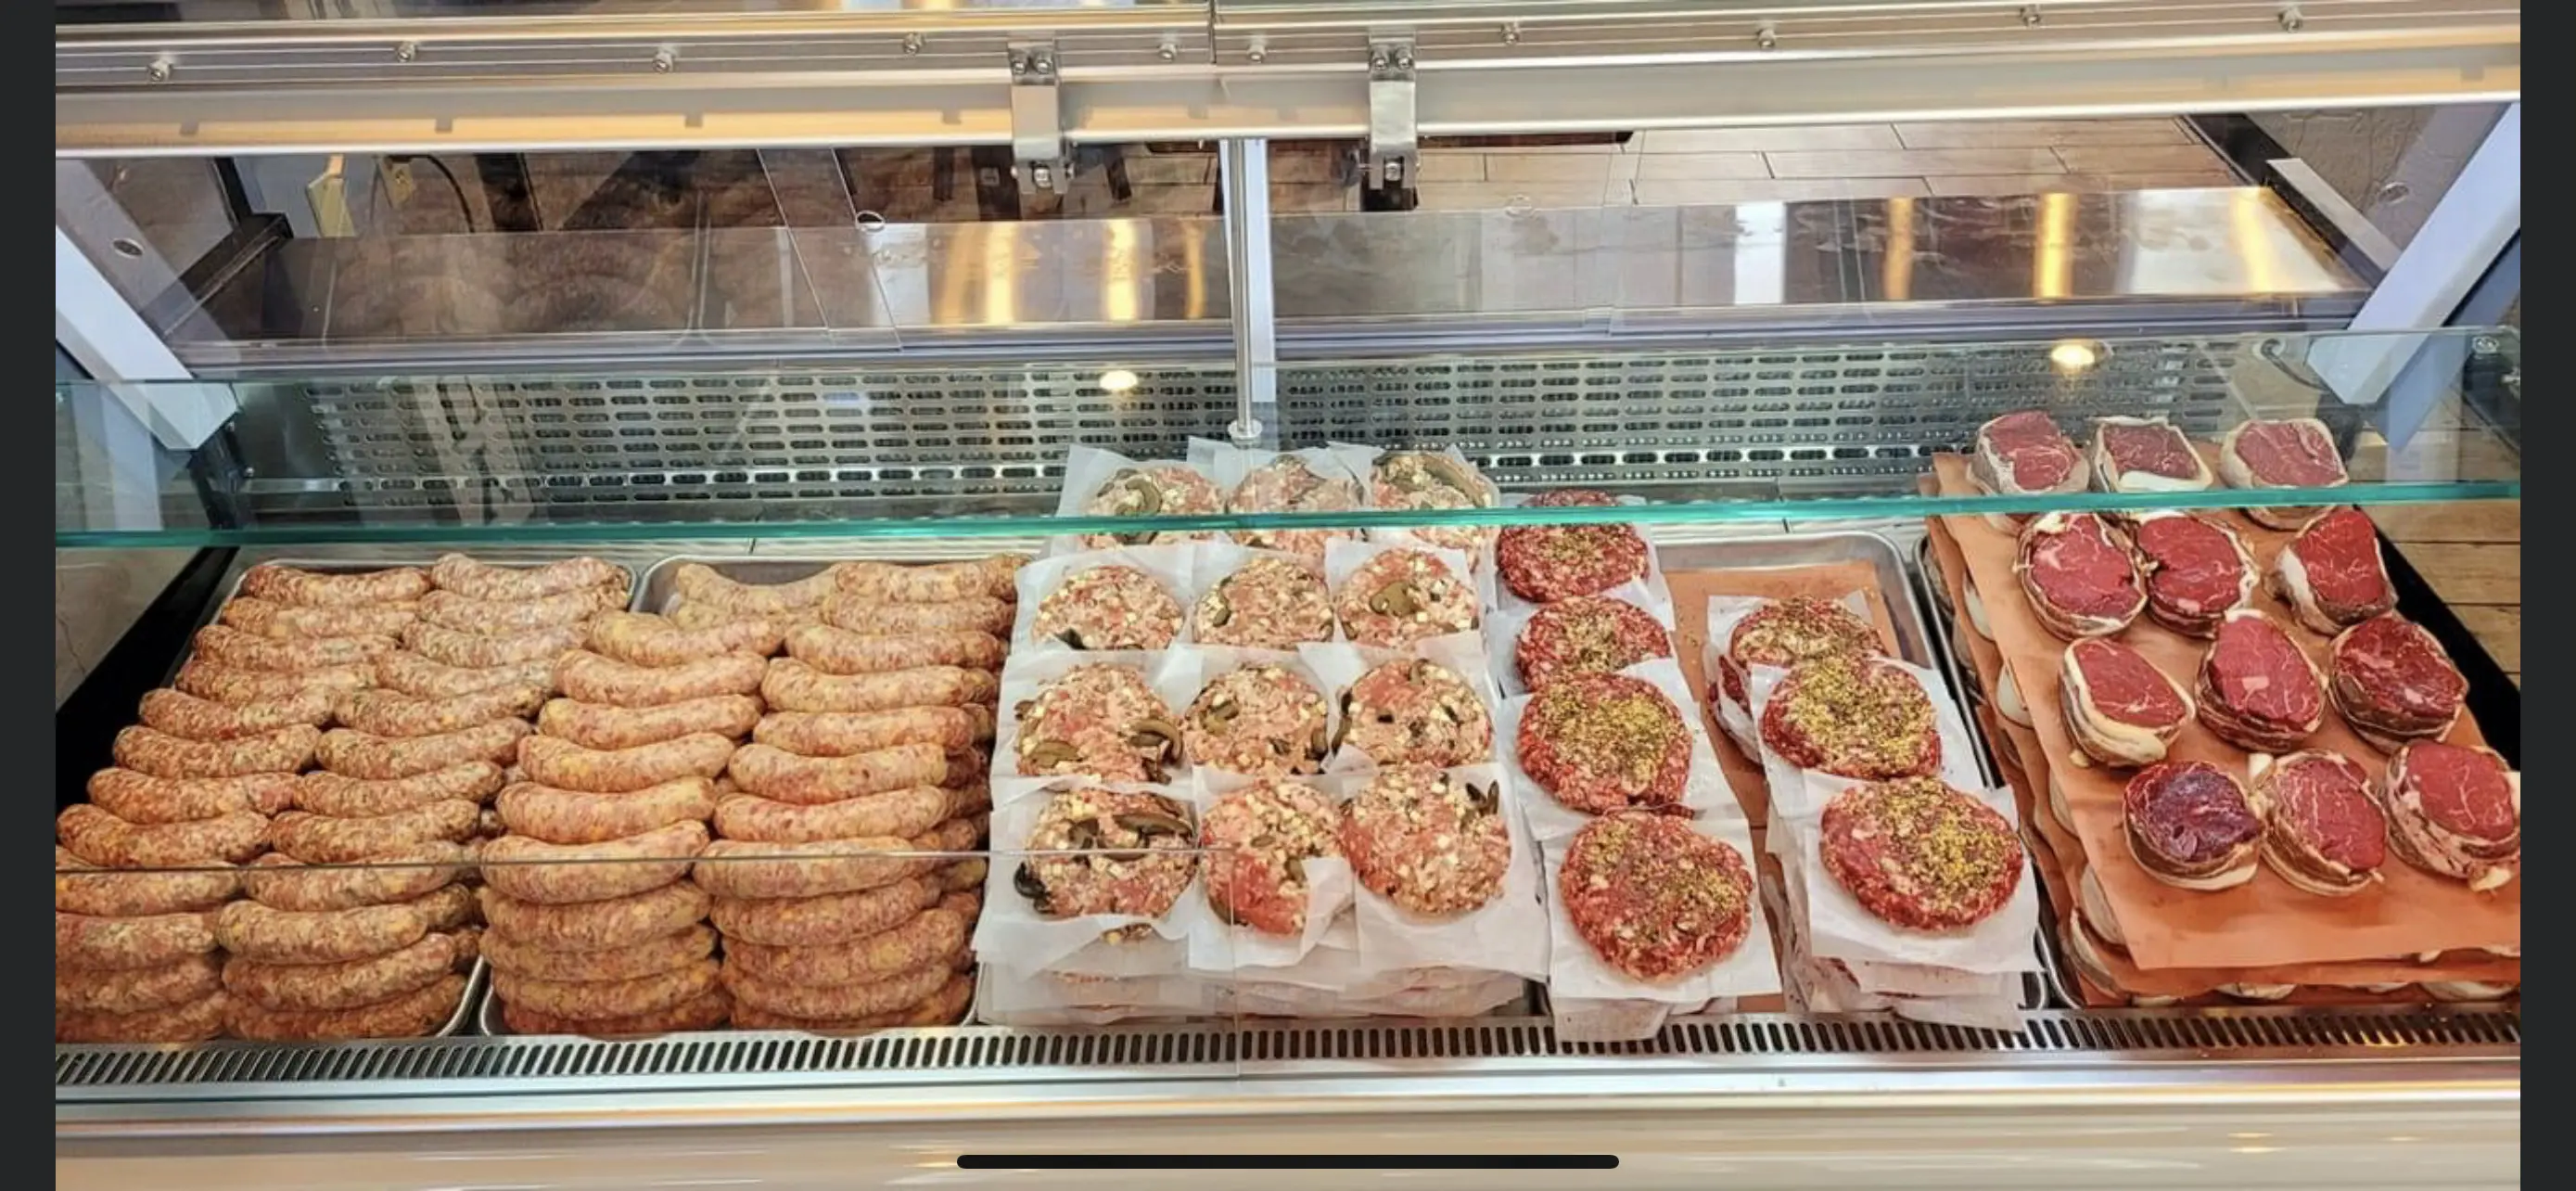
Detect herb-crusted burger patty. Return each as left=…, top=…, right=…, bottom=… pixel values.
left=1517, top=672, right=1691, bottom=815
left=1560, top=811, right=1753, bottom=982
left=1819, top=776, right=2024, bottom=930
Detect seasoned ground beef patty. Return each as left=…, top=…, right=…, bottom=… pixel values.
left=1199, top=779, right=1343, bottom=935
left=1517, top=672, right=1691, bottom=815
left=1515, top=596, right=1672, bottom=691
left=1182, top=663, right=1332, bottom=776
left=1016, top=788, right=1197, bottom=921
left=1014, top=663, right=1180, bottom=783
left=1560, top=811, right=1753, bottom=982
left=1339, top=658, right=1493, bottom=769
left=1757, top=654, right=1941, bottom=781
left=1032, top=565, right=1184, bottom=650
left=1495, top=490, right=1651, bottom=604
left=1333, top=548, right=1478, bottom=647
left=1195, top=555, right=1333, bottom=649
left=1819, top=776, right=2023, bottom=930
left=1340, top=766, right=1511, bottom=917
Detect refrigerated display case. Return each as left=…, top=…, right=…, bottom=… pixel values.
left=55, top=3, right=2519, bottom=1186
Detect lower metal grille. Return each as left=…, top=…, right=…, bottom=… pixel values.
left=253, top=339, right=2232, bottom=517
left=57, top=1005, right=2517, bottom=1095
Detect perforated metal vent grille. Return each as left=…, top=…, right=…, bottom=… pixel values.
left=289, top=366, right=1241, bottom=511
left=1278, top=342, right=2230, bottom=489
left=57, top=1006, right=2517, bottom=1095
left=263, top=341, right=2232, bottom=516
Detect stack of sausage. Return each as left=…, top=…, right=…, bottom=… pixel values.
left=55, top=563, right=414, bottom=1043
left=236, top=557, right=630, bottom=1042
left=685, top=558, right=1019, bottom=1031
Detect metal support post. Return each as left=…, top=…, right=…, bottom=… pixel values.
left=1008, top=41, right=1073, bottom=195
left=1220, top=138, right=1278, bottom=447
left=2306, top=103, right=2518, bottom=447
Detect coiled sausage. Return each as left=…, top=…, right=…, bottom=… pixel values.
left=316, top=719, right=529, bottom=780
left=333, top=685, right=545, bottom=737
left=478, top=821, right=709, bottom=904
left=375, top=650, right=556, bottom=698
left=752, top=707, right=994, bottom=756
left=175, top=658, right=371, bottom=704
left=429, top=554, right=626, bottom=602
left=588, top=611, right=782, bottom=667
left=241, top=843, right=468, bottom=911
left=479, top=881, right=709, bottom=951
left=726, top=743, right=960, bottom=805
left=517, top=732, right=734, bottom=793
left=112, top=723, right=318, bottom=778
left=57, top=804, right=266, bottom=867
left=784, top=623, right=1007, bottom=675
left=225, top=974, right=465, bottom=1041
left=707, top=877, right=940, bottom=948
left=402, top=621, right=586, bottom=670
left=294, top=762, right=504, bottom=817
left=760, top=660, right=998, bottom=714
left=267, top=800, right=480, bottom=864
left=238, top=564, right=429, bottom=608
left=556, top=650, right=765, bottom=709
left=219, top=596, right=418, bottom=639
left=536, top=694, right=759, bottom=750
left=86, top=769, right=296, bottom=824
left=192, top=623, right=398, bottom=672
left=137, top=687, right=333, bottom=742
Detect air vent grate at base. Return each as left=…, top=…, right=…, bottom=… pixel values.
left=57, top=1005, right=2517, bottom=1095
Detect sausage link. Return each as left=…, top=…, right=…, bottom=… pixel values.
left=57, top=992, right=228, bottom=1044
left=557, top=650, right=766, bottom=710
left=721, top=960, right=951, bottom=1021
left=334, top=685, right=545, bottom=738
left=376, top=650, right=557, bottom=698
left=225, top=974, right=465, bottom=1041
left=479, top=881, right=709, bottom=951
left=538, top=694, right=760, bottom=750
left=242, top=843, right=468, bottom=911
left=821, top=596, right=1014, bottom=638
left=138, top=687, right=334, bottom=742
left=784, top=624, right=1007, bottom=676
left=193, top=623, right=399, bottom=672
left=176, top=658, right=372, bottom=705
left=517, top=733, right=735, bottom=794
left=942, top=859, right=988, bottom=894
left=589, top=611, right=783, bottom=667
left=56, top=847, right=237, bottom=916
left=761, top=660, right=998, bottom=715
left=214, top=900, right=429, bottom=965
left=708, top=877, right=941, bottom=948
left=713, top=785, right=970, bottom=843
left=57, top=954, right=223, bottom=1015
left=113, top=723, right=319, bottom=778
left=918, top=816, right=985, bottom=853
left=222, top=932, right=466, bottom=1012
left=431, top=554, right=628, bottom=602
left=267, top=800, right=480, bottom=864
left=835, top=557, right=1027, bottom=604
left=503, top=986, right=730, bottom=1038
left=318, top=719, right=530, bottom=780
left=403, top=621, right=587, bottom=670
left=938, top=888, right=984, bottom=921
left=220, top=596, right=419, bottom=639
left=726, top=742, right=960, bottom=805
left=670, top=562, right=841, bottom=614
left=412, top=883, right=478, bottom=931
left=494, top=959, right=720, bottom=1022
left=693, top=838, right=934, bottom=901
left=724, top=907, right=966, bottom=987
left=420, top=585, right=620, bottom=634
left=87, top=769, right=296, bottom=824
left=239, top=564, right=431, bottom=608
left=295, top=762, right=504, bottom=817
left=483, top=923, right=714, bottom=983
left=753, top=707, right=994, bottom=756
left=495, top=777, right=718, bottom=846
left=731, top=974, right=973, bottom=1033
left=57, top=805, right=266, bottom=867
left=670, top=600, right=819, bottom=632
left=57, top=910, right=220, bottom=970
left=479, top=821, right=710, bottom=905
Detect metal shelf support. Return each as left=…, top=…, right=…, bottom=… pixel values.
left=1221, top=138, right=1277, bottom=447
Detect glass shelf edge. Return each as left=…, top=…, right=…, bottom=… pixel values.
left=53, top=482, right=2522, bottom=551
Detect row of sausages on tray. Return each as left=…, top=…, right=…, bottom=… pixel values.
left=57, top=552, right=1027, bottom=1043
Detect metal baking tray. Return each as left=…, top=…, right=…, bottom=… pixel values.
left=1654, top=526, right=2060, bottom=1014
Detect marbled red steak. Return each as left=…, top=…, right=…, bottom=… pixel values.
left=2195, top=609, right=2324, bottom=751
left=2381, top=740, right=2519, bottom=890
left=2125, top=510, right=2254, bottom=637
left=1973, top=410, right=2082, bottom=493
left=2067, top=638, right=2187, bottom=729
left=2122, top=760, right=2262, bottom=889
left=2228, top=419, right=2347, bottom=487
left=2250, top=749, right=2384, bottom=895
left=2092, top=417, right=2210, bottom=491
left=2014, top=513, right=2146, bottom=639
left=2273, top=507, right=2394, bottom=633
left=2327, top=614, right=2466, bottom=751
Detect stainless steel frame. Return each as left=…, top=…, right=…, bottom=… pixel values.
left=56, top=2, right=2520, bottom=158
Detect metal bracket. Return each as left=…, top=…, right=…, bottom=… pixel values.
left=1007, top=40, right=1071, bottom=195
left=1366, top=37, right=1418, bottom=191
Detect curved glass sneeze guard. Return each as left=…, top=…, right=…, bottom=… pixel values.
left=56, top=327, right=2519, bottom=547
